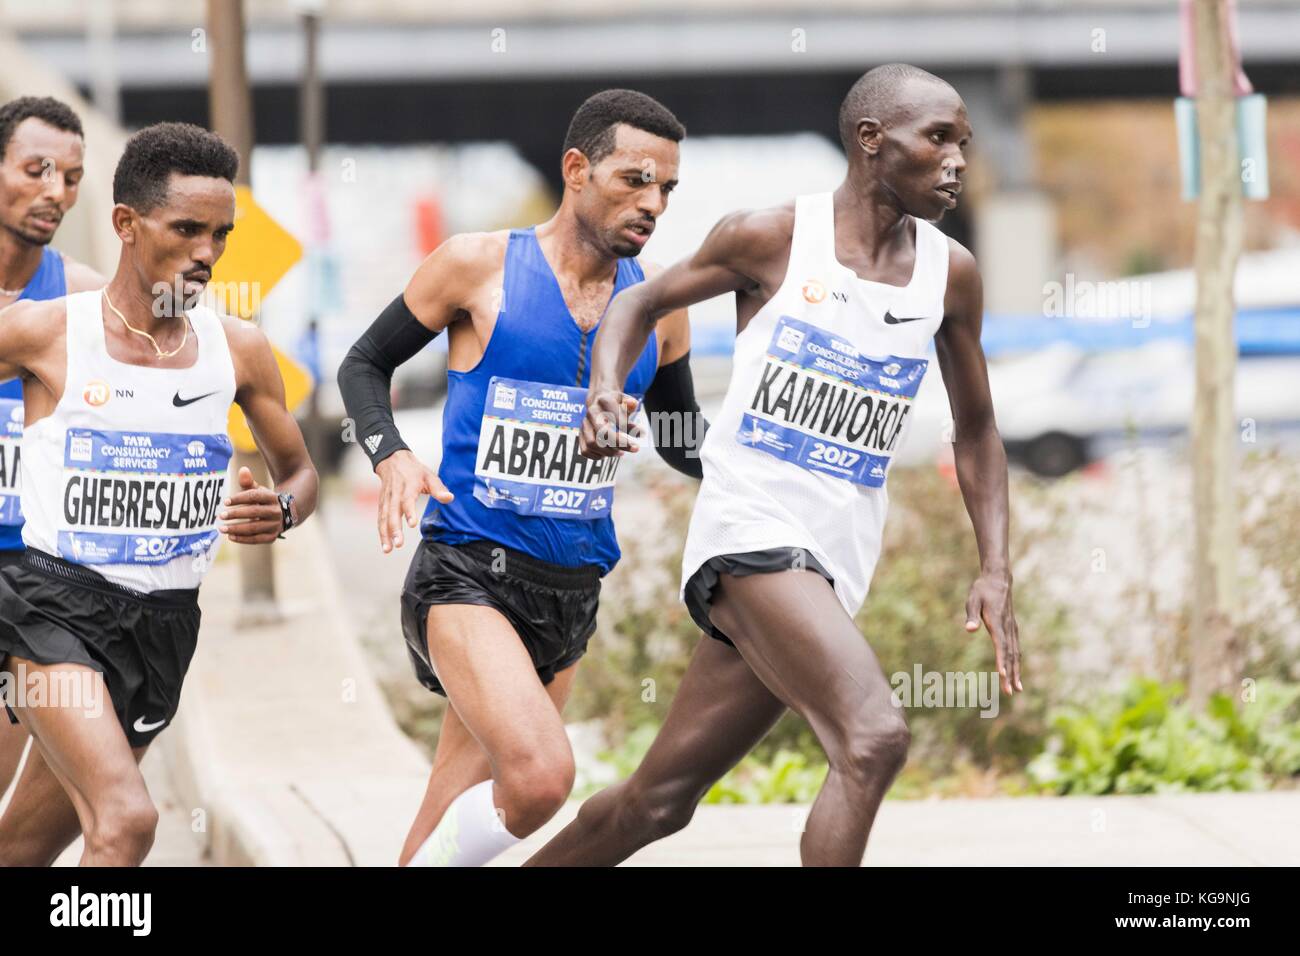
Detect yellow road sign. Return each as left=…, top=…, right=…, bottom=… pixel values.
left=228, top=340, right=315, bottom=453
left=212, top=185, right=303, bottom=319
left=211, top=185, right=312, bottom=453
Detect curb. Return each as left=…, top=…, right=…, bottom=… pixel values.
left=158, top=518, right=430, bottom=866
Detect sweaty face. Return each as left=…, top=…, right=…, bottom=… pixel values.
left=0, top=117, right=85, bottom=246
left=571, top=124, right=680, bottom=258
left=122, top=174, right=235, bottom=316
left=872, top=79, right=972, bottom=221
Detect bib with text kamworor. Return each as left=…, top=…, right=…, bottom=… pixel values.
left=737, top=316, right=927, bottom=488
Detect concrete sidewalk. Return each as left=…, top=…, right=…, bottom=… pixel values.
left=494, top=790, right=1300, bottom=866
left=47, top=513, right=1282, bottom=868
left=155, top=522, right=430, bottom=866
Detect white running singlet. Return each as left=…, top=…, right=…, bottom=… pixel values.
left=21, top=290, right=237, bottom=592
left=680, top=192, right=950, bottom=619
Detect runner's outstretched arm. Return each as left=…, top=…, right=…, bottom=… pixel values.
left=220, top=319, right=319, bottom=543
left=934, top=240, right=1021, bottom=695
left=583, top=210, right=781, bottom=458
left=337, top=234, right=506, bottom=552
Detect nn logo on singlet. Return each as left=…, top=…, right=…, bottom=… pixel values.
left=82, top=380, right=111, bottom=406
left=800, top=279, right=848, bottom=305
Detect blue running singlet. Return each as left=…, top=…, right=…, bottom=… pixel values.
left=0, top=247, right=67, bottom=551
left=422, top=228, right=659, bottom=574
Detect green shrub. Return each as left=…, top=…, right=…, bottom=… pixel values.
left=703, top=750, right=829, bottom=805
left=578, top=722, right=829, bottom=804
left=1027, top=677, right=1300, bottom=794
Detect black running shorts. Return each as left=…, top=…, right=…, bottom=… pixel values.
left=684, top=547, right=836, bottom=647
left=0, top=549, right=201, bottom=748
left=400, top=537, right=602, bottom=697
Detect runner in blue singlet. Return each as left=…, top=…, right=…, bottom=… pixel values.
left=339, top=89, right=708, bottom=867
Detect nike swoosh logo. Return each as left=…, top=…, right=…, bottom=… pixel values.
left=133, top=716, right=167, bottom=733
left=883, top=311, right=929, bottom=325
left=173, top=390, right=219, bottom=407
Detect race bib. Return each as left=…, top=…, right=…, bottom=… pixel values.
left=473, top=377, right=624, bottom=520
left=0, top=398, right=22, bottom=525
left=737, top=316, right=927, bottom=488
left=57, top=428, right=232, bottom=564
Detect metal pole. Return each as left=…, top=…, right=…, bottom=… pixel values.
left=86, top=0, right=121, bottom=125
left=301, top=11, right=323, bottom=173
left=208, top=0, right=280, bottom=620
left=300, top=5, right=328, bottom=471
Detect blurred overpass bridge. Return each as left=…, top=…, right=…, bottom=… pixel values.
left=7, top=0, right=1300, bottom=310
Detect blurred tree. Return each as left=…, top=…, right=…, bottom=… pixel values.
left=1188, top=0, right=1244, bottom=706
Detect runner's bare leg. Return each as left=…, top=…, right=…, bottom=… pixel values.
left=526, top=634, right=786, bottom=866
left=0, top=658, right=156, bottom=866
left=708, top=569, right=909, bottom=865
left=398, top=649, right=578, bottom=866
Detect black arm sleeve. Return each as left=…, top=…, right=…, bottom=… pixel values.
left=337, top=293, right=439, bottom=469
left=642, top=350, right=709, bottom=480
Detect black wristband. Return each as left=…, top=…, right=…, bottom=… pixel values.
left=643, top=350, right=709, bottom=480
left=338, top=293, right=439, bottom=469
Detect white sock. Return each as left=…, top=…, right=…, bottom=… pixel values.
left=409, top=780, right=521, bottom=867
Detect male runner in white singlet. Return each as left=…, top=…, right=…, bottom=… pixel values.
left=0, top=122, right=318, bottom=866
left=529, top=64, right=1022, bottom=867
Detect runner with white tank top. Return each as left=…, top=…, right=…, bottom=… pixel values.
left=528, top=64, right=1021, bottom=868
left=680, top=190, right=947, bottom=621
left=0, top=122, right=317, bottom=868
left=21, top=289, right=236, bottom=592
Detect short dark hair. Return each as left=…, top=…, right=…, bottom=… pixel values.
left=561, top=89, right=685, bottom=166
left=112, top=122, right=239, bottom=212
left=0, top=96, right=83, bottom=160
left=838, top=63, right=950, bottom=153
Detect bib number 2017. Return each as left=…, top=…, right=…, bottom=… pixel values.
left=541, top=488, right=586, bottom=509
left=809, top=443, right=861, bottom=468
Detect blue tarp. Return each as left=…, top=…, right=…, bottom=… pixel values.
left=691, top=307, right=1300, bottom=358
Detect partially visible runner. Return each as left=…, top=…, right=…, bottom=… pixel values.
left=528, top=64, right=1022, bottom=867
left=0, top=122, right=318, bottom=866
left=339, top=90, right=706, bottom=867
left=0, top=97, right=106, bottom=804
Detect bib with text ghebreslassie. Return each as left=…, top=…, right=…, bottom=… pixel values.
left=56, top=428, right=232, bottom=564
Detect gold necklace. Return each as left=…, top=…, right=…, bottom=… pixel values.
left=102, top=288, right=190, bottom=360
